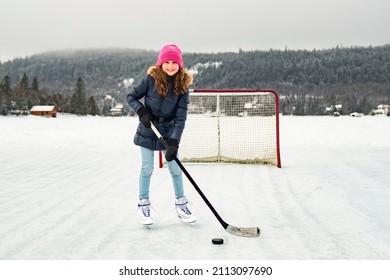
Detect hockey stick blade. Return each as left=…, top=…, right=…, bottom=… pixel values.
left=150, top=123, right=261, bottom=238
left=226, top=225, right=261, bottom=238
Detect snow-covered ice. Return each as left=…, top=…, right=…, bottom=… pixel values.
left=0, top=115, right=389, bottom=260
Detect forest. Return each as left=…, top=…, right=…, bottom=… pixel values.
left=1, top=45, right=389, bottom=116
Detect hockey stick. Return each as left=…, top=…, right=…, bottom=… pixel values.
left=150, top=123, right=261, bottom=238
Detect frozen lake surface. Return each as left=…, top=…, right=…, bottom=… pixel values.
left=1, top=115, right=389, bottom=260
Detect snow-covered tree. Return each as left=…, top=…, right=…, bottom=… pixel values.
left=70, top=77, right=87, bottom=115
left=1, top=76, right=13, bottom=115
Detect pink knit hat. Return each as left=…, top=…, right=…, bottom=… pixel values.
left=156, top=44, right=184, bottom=68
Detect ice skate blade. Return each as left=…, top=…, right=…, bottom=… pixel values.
left=143, top=224, right=153, bottom=230
left=178, top=215, right=197, bottom=224
left=140, top=218, right=154, bottom=229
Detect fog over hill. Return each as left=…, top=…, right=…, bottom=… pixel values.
left=1, top=45, right=389, bottom=115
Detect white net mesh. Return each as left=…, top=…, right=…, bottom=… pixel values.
left=179, top=90, right=281, bottom=166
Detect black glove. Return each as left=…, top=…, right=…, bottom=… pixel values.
left=165, top=139, right=179, bottom=162
left=137, top=107, right=152, bottom=128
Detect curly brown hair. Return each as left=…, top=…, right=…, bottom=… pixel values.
left=147, top=66, right=193, bottom=97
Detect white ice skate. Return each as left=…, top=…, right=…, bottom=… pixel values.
left=175, top=196, right=196, bottom=224
left=138, top=198, right=154, bottom=228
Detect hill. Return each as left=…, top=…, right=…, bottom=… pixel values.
left=1, top=45, right=390, bottom=115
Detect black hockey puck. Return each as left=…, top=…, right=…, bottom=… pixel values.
left=212, top=238, right=224, bottom=245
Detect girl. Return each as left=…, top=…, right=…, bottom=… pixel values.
left=126, top=44, right=195, bottom=226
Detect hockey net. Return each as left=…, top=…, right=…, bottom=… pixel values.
left=175, top=89, right=281, bottom=167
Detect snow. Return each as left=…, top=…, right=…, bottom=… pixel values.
left=188, top=61, right=223, bottom=75
left=29, top=105, right=55, bottom=112
left=0, top=114, right=390, bottom=261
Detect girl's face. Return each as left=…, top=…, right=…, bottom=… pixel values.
left=162, top=61, right=180, bottom=76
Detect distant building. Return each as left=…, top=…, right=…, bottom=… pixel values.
left=30, top=105, right=57, bottom=117
left=372, top=104, right=389, bottom=116
left=110, top=104, right=124, bottom=116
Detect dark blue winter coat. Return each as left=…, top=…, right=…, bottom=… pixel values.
left=126, top=74, right=190, bottom=151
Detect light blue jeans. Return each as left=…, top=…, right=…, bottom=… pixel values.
left=139, top=146, right=184, bottom=199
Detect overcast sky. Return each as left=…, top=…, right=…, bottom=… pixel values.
left=1, top=0, right=389, bottom=62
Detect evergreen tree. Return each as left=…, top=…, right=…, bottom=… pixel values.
left=48, top=92, right=66, bottom=112
left=15, top=73, right=29, bottom=110
left=70, top=77, right=87, bottom=115
left=1, top=76, right=13, bottom=115
left=20, top=73, right=29, bottom=92
left=29, top=77, right=40, bottom=108
left=32, top=77, right=39, bottom=92
left=87, top=96, right=98, bottom=115
left=0, top=80, right=3, bottom=113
